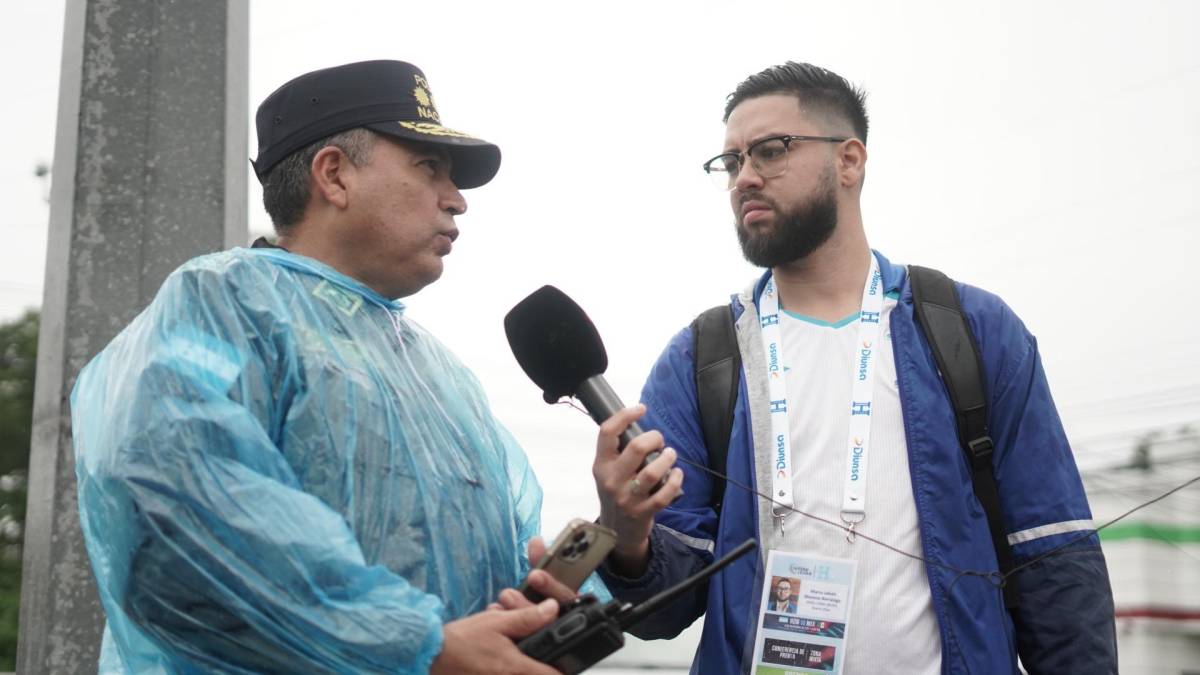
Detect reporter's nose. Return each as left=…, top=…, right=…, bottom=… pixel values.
left=733, top=161, right=765, bottom=192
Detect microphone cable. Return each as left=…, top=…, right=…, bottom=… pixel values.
left=670, top=452, right=1200, bottom=591
left=557, top=391, right=1200, bottom=591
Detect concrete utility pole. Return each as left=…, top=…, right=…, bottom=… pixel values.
left=17, top=0, right=248, bottom=671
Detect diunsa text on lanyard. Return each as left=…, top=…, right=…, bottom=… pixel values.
left=756, top=252, right=885, bottom=539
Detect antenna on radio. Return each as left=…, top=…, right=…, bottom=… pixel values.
left=618, top=538, right=756, bottom=630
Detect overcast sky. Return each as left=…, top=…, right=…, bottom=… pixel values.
left=4, top=0, right=1199, bottom=569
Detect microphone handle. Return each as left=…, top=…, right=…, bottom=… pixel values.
left=575, top=375, right=658, bottom=461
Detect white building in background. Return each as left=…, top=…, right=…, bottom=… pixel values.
left=1084, top=431, right=1200, bottom=675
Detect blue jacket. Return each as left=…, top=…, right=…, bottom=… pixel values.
left=599, top=252, right=1116, bottom=674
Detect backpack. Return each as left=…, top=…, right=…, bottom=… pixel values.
left=690, top=265, right=1019, bottom=609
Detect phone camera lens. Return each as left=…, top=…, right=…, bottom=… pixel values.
left=572, top=531, right=587, bottom=543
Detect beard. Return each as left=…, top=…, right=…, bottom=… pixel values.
left=736, top=167, right=838, bottom=268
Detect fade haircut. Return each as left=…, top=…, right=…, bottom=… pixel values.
left=724, top=62, right=869, bottom=144
left=261, top=127, right=378, bottom=232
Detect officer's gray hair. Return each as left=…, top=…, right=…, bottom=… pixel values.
left=261, top=127, right=378, bottom=231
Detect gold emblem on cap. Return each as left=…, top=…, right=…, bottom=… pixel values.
left=412, top=74, right=441, bottom=123
left=397, top=121, right=475, bottom=139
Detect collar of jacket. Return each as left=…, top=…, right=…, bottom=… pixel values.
left=247, top=245, right=408, bottom=313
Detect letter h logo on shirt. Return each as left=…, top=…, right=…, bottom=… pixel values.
left=860, top=311, right=880, bottom=324
left=851, top=401, right=871, bottom=416
left=762, top=313, right=780, bottom=327
left=770, top=399, right=788, bottom=414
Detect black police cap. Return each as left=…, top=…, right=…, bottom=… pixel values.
left=252, top=60, right=500, bottom=189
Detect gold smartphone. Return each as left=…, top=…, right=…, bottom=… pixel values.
left=521, top=518, right=617, bottom=602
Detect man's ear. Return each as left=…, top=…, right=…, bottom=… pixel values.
left=837, top=138, right=867, bottom=189
left=311, top=146, right=351, bottom=209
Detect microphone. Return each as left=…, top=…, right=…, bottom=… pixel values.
left=504, top=285, right=652, bottom=454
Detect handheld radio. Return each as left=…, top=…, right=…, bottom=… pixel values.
left=519, top=539, right=757, bottom=673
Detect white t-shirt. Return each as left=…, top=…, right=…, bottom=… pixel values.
left=766, top=293, right=942, bottom=675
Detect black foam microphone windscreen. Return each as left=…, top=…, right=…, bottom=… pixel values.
left=505, top=286, right=651, bottom=453
left=504, top=285, right=608, bottom=403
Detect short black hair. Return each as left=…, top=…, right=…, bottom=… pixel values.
left=724, top=62, right=869, bottom=144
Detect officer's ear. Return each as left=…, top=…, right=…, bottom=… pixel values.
left=310, top=146, right=351, bottom=210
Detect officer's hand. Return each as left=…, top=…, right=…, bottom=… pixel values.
left=592, top=404, right=683, bottom=577
left=431, top=600, right=562, bottom=675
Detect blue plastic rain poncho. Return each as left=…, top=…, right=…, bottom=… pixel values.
left=72, top=247, right=546, bottom=673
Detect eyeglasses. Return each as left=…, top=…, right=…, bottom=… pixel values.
left=703, top=135, right=847, bottom=190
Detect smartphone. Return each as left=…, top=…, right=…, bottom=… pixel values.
left=521, top=519, right=617, bottom=602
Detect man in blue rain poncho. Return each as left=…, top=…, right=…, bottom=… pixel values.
left=72, top=59, right=675, bottom=674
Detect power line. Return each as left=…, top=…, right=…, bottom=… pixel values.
left=1071, top=421, right=1200, bottom=449
left=1062, top=385, right=1200, bottom=411
left=1080, top=426, right=1200, bottom=492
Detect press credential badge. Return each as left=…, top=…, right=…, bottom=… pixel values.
left=751, top=550, right=857, bottom=674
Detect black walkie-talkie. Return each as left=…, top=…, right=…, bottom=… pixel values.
left=519, top=539, right=757, bottom=674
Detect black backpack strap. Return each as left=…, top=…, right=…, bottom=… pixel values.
left=908, top=266, right=1019, bottom=609
left=691, top=304, right=741, bottom=514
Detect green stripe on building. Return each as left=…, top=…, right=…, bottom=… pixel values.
left=1098, top=522, right=1200, bottom=544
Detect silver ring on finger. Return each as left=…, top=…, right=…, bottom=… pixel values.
left=628, top=477, right=643, bottom=496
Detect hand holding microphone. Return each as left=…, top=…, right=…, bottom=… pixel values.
left=505, top=286, right=684, bottom=577
left=592, top=404, right=683, bottom=577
